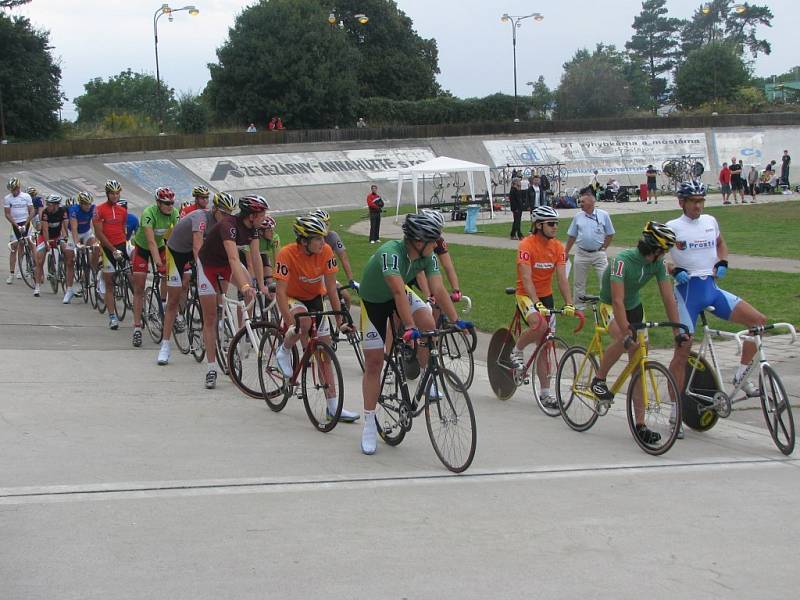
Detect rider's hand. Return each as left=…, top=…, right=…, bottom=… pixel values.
left=672, top=267, right=690, bottom=285
left=112, top=250, right=124, bottom=261
left=454, top=319, right=473, bottom=331
left=402, top=327, right=420, bottom=344
left=562, top=304, right=576, bottom=317
left=348, top=279, right=359, bottom=290
left=534, top=301, right=549, bottom=316
left=674, top=333, right=691, bottom=347
left=714, top=260, right=728, bottom=279
left=154, top=258, right=163, bottom=270
left=258, top=283, right=270, bottom=297
left=242, top=284, right=256, bottom=303
left=450, top=289, right=462, bottom=303
left=339, top=322, right=353, bottom=334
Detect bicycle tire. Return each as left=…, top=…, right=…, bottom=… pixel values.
left=18, top=242, right=36, bottom=289
left=58, top=254, right=66, bottom=293
left=47, top=252, right=58, bottom=294
left=348, top=330, right=365, bottom=372
left=301, top=340, right=343, bottom=433
left=487, top=327, right=517, bottom=400
left=425, top=369, right=477, bottom=473
left=759, top=365, right=795, bottom=455
left=376, top=358, right=409, bottom=446
left=172, top=300, right=191, bottom=355
left=186, top=297, right=205, bottom=362
left=530, top=336, right=569, bottom=417
left=682, top=352, right=720, bottom=432
left=144, top=286, right=164, bottom=344
left=81, top=259, right=91, bottom=304
left=114, top=273, right=127, bottom=321
left=555, top=346, right=600, bottom=432
left=626, top=361, right=681, bottom=456
left=257, top=324, right=293, bottom=411
left=215, top=318, right=235, bottom=375
left=95, top=272, right=106, bottom=314
left=438, top=329, right=474, bottom=389
left=227, top=321, right=269, bottom=398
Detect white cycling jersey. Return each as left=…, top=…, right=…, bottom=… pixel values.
left=666, top=213, right=720, bottom=277
left=4, top=192, right=33, bottom=223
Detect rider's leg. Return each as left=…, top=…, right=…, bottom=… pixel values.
left=63, top=246, right=75, bottom=288
left=729, top=300, right=767, bottom=375
left=132, top=271, right=147, bottom=328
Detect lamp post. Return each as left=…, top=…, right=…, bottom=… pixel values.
left=153, top=3, right=199, bottom=134
left=501, top=12, right=543, bottom=121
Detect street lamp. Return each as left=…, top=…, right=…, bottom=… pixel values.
left=501, top=12, right=544, bottom=121
left=153, top=4, right=199, bottom=134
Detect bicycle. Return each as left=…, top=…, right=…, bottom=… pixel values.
left=682, top=308, right=796, bottom=455
left=141, top=256, right=167, bottom=344
left=224, top=291, right=279, bottom=398
left=257, top=309, right=346, bottom=433
left=487, top=287, right=584, bottom=415
left=327, top=282, right=365, bottom=372
left=42, top=241, right=66, bottom=294
left=73, top=244, right=93, bottom=304
left=178, top=267, right=205, bottom=363
left=555, top=295, right=688, bottom=455
left=431, top=294, right=476, bottom=389
left=374, top=318, right=477, bottom=472
left=428, top=173, right=448, bottom=210
left=8, top=229, right=37, bottom=289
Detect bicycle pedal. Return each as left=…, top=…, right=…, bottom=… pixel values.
left=522, top=377, right=530, bottom=385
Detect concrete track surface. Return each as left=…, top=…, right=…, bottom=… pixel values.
left=1, top=239, right=799, bottom=599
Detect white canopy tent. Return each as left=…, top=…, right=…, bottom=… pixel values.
left=394, top=156, right=494, bottom=221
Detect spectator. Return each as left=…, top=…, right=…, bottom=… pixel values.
left=729, top=156, right=744, bottom=204
left=528, top=174, right=544, bottom=213
left=356, top=117, right=367, bottom=128
left=747, top=165, right=758, bottom=202
left=589, top=169, right=600, bottom=194
left=508, top=177, right=524, bottom=240
left=275, top=117, right=284, bottom=130
left=564, top=187, right=615, bottom=311
left=268, top=117, right=276, bottom=130
left=781, top=149, right=791, bottom=187
left=646, top=164, right=658, bottom=204
left=246, top=123, right=257, bottom=133
left=719, top=161, right=731, bottom=205
left=539, top=171, right=551, bottom=205
left=366, top=184, right=383, bottom=243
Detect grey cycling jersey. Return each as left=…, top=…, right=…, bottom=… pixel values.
left=324, top=230, right=345, bottom=254
left=167, top=209, right=212, bottom=254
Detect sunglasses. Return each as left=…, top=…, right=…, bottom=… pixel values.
left=158, top=200, right=175, bottom=206
left=543, top=221, right=559, bottom=227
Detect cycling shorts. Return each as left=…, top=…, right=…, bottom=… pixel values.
left=66, top=231, right=95, bottom=250
left=196, top=258, right=230, bottom=297
left=674, top=276, right=740, bottom=334
left=360, top=288, right=432, bottom=352
left=131, top=245, right=166, bottom=275
left=515, top=294, right=555, bottom=331
left=599, top=302, right=649, bottom=343
left=166, top=247, right=193, bottom=288
left=101, top=243, right=129, bottom=274
left=9, top=222, right=29, bottom=243
left=36, top=235, right=62, bottom=253
left=286, top=295, right=329, bottom=337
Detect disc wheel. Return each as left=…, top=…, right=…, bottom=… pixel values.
left=438, top=328, right=475, bottom=389
left=301, top=340, right=343, bottom=433
left=487, top=327, right=517, bottom=400
left=626, top=361, right=681, bottom=456
left=682, top=352, right=720, bottom=432
left=555, top=346, right=600, bottom=432
left=759, top=365, right=795, bottom=455
left=425, top=369, right=477, bottom=473
left=227, top=321, right=269, bottom=398
left=376, top=359, right=409, bottom=447
left=144, top=287, right=164, bottom=344
left=531, top=336, right=569, bottom=417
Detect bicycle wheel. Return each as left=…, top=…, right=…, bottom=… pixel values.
left=172, top=300, right=191, bottom=354
left=215, top=318, right=235, bottom=375
left=376, top=358, right=409, bottom=446
left=682, top=352, right=720, bottom=432
left=487, top=327, right=517, bottom=400
left=626, top=361, right=681, bottom=456
left=349, top=330, right=365, bottom=372
left=95, top=272, right=106, bottom=314
left=114, top=274, right=127, bottom=321
left=57, top=254, right=66, bottom=293
left=555, top=346, right=600, bottom=432
left=425, top=369, right=477, bottom=473
left=81, top=259, right=91, bottom=304
left=47, top=252, right=58, bottom=293
left=186, top=297, right=205, bottom=362
left=301, top=340, right=343, bottom=433
left=327, top=316, right=339, bottom=352
left=438, top=329, right=474, bottom=389
left=759, top=365, right=795, bottom=455
left=143, top=286, right=164, bottom=344
left=227, top=321, right=270, bottom=398
left=531, top=336, right=569, bottom=417
left=257, top=324, right=292, bottom=411
left=18, top=242, right=36, bottom=289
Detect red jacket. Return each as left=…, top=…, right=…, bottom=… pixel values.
left=719, top=166, right=731, bottom=185
left=366, top=192, right=383, bottom=211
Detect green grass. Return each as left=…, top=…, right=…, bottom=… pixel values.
left=277, top=206, right=800, bottom=348
left=445, top=200, right=800, bottom=259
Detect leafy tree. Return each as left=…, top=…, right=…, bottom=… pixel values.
left=74, top=69, right=176, bottom=125
left=0, top=13, right=61, bottom=140
left=681, top=0, right=773, bottom=61
left=0, top=1, right=32, bottom=8
left=528, top=75, right=553, bottom=119
left=625, top=0, right=681, bottom=110
left=674, top=42, right=749, bottom=108
left=175, top=93, right=209, bottom=134
left=206, top=0, right=361, bottom=128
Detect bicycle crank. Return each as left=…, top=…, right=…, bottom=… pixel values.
left=713, top=391, right=732, bottom=418
left=596, top=400, right=611, bottom=417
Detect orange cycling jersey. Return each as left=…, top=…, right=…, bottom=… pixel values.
left=274, top=242, right=338, bottom=301
left=515, top=234, right=566, bottom=298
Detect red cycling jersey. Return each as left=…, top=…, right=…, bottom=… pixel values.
left=93, top=201, right=128, bottom=246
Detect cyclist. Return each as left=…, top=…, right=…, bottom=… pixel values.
left=196, top=194, right=270, bottom=389
left=65, top=191, right=98, bottom=303
left=27, top=186, right=44, bottom=232
left=272, top=215, right=360, bottom=423
left=129, top=187, right=179, bottom=347
left=357, top=212, right=470, bottom=455
left=257, top=214, right=280, bottom=276
left=180, top=185, right=210, bottom=218
left=411, top=211, right=463, bottom=302
left=93, top=179, right=128, bottom=330
left=509, top=205, right=576, bottom=410
left=4, top=177, right=34, bottom=284
left=34, top=194, right=71, bottom=298
left=119, top=199, right=139, bottom=242
left=590, top=221, right=685, bottom=445
left=157, top=191, right=237, bottom=366
left=666, top=180, right=767, bottom=399
left=308, top=208, right=358, bottom=294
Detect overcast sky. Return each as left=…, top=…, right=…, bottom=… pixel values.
left=12, top=0, right=800, bottom=121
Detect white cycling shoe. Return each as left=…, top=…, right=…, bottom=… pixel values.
left=157, top=341, right=171, bottom=366
left=361, top=418, right=377, bottom=455
left=276, top=344, right=294, bottom=377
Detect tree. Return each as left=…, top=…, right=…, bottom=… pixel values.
left=528, top=76, right=553, bottom=119
left=73, top=69, right=176, bottom=125
left=681, top=0, right=773, bottom=61
left=206, top=0, right=361, bottom=128
left=175, top=93, right=209, bottom=134
left=0, top=1, right=32, bottom=8
left=0, top=13, right=61, bottom=140
left=625, top=0, right=682, bottom=110
left=674, top=42, right=749, bottom=108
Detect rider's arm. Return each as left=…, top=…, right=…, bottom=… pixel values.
left=555, top=263, right=573, bottom=305
left=415, top=271, right=432, bottom=299
left=248, top=237, right=266, bottom=293
left=324, top=271, right=344, bottom=328
left=143, top=226, right=161, bottom=266
left=275, top=279, right=292, bottom=329
left=716, top=233, right=728, bottom=262
left=223, top=239, right=251, bottom=292
left=437, top=251, right=460, bottom=292
left=657, top=279, right=682, bottom=337
left=385, top=274, right=415, bottom=330
left=59, top=216, right=68, bottom=241
left=517, top=263, right=539, bottom=303
left=336, top=248, right=355, bottom=282
left=192, top=231, right=203, bottom=261
left=610, top=281, right=630, bottom=335
left=429, top=273, right=458, bottom=323
left=93, top=218, right=114, bottom=253
left=4, top=206, right=13, bottom=227
left=42, top=212, right=50, bottom=243
left=70, top=214, right=80, bottom=245
left=26, top=203, right=34, bottom=227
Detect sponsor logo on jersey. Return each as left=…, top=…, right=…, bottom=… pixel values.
left=534, top=261, right=555, bottom=269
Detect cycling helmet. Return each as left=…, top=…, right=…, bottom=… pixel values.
left=641, top=221, right=677, bottom=251
left=26, top=186, right=38, bottom=197
left=293, top=215, right=328, bottom=239
left=402, top=211, right=443, bottom=242
left=105, top=179, right=122, bottom=193
left=261, top=215, right=277, bottom=231
left=309, top=208, right=330, bottom=223
left=6, top=177, right=21, bottom=191
left=180, top=200, right=193, bottom=212
left=676, top=179, right=707, bottom=199
left=239, top=195, right=269, bottom=214
left=77, top=191, right=94, bottom=205
left=46, top=194, right=62, bottom=205
left=532, top=205, right=559, bottom=222
left=117, top=199, right=128, bottom=208
left=65, top=197, right=77, bottom=208
left=154, top=187, right=175, bottom=203
left=192, top=185, right=210, bottom=198
left=213, top=192, right=237, bottom=213
left=420, top=208, right=446, bottom=230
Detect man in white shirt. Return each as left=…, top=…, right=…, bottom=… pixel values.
left=564, top=187, right=615, bottom=310
left=4, top=177, right=34, bottom=284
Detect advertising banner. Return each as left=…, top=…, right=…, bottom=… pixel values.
left=712, top=128, right=799, bottom=169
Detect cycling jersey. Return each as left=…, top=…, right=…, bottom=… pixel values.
left=198, top=214, right=257, bottom=267
left=41, top=206, right=68, bottom=239
left=274, top=242, right=337, bottom=301
left=515, top=234, right=566, bottom=298
left=4, top=191, right=33, bottom=223
left=324, top=230, right=346, bottom=254
left=666, top=214, right=719, bottom=277
left=359, top=239, right=440, bottom=304
left=599, top=247, right=668, bottom=310
left=94, top=201, right=128, bottom=246
left=167, top=209, right=212, bottom=254
left=31, top=195, right=44, bottom=212
left=68, top=204, right=95, bottom=235
left=132, top=204, right=178, bottom=250
left=259, top=233, right=280, bottom=258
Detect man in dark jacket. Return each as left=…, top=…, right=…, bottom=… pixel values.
left=509, top=177, right=524, bottom=239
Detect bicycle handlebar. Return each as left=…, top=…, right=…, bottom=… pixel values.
left=630, top=321, right=690, bottom=334
left=734, top=322, right=797, bottom=349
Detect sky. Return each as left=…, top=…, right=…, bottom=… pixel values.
left=11, top=0, right=800, bottom=121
